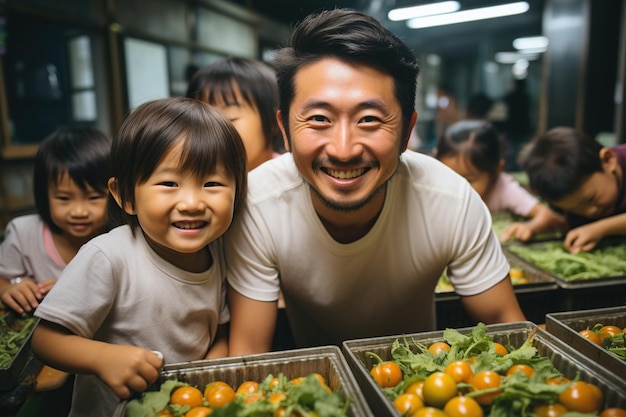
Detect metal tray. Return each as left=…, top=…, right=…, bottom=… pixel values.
left=0, top=312, right=39, bottom=391
left=545, top=306, right=626, bottom=380
left=113, top=346, right=373, bottom=417
left=503, top=240, right=626, bottom=311
left=435, top=252, right=557, bottom=327
left=342, top=321, right=626, bottom=417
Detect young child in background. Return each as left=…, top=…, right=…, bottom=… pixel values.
left=435, top=119, right=566, bottom=242
left=519, top=126, right=626, bottom=253
left=0, top=127, right=110, bottom=314
left=187, top=57, right=292, bottom=333
left=186, top=57, right=283, bottom=171
left=32, top=97, right=247, bottom=417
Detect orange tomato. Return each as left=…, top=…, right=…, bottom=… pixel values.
left=558, top=381, right=600, bottom=413
left=505, top=364, right=535, bottom=378
left=370, top=361, right=403, bottom=388
left=393, top=393, right=424, bottom=415
left=412, top=407, right=448, bottom=417
left=600, top=408, right=626, bottom=417
left=470, top=370, right=502, bottom=406
left=579, top=329, right=602, bottom=345
left=243, top=394, right=263, bottom=404
left=546, top=376, right=569, bottom=385
left=428, top=342, right=452, bottom=355
left=236, top=381, right=259, bottom=395
left=422, top=372, right=458, bottom=408
left=444, top=360, right=474, bottom=383
left=493, top=342, right=509, bottom=355
left=268, top=392, right=287, bottom=404
left=443, top=395, right=484, bottom=417
left=205, top=384, right=236, bottom=407
left=204, top=381, right=231, bottom=399
left=171, top=386, right=204, bottom=407
left=532, top=403, right=568, bottom=417
left=185, top=407, right=213, bottom=417
left=404, top=380, right=425, bottom=400
left=598, top=325, right=622, bottom=342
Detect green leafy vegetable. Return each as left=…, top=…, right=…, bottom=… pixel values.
left=507, top=241, right=626, bottom=280
left=0, top=312, right=38, bottom=368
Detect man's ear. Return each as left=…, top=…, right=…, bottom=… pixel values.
left=599, top=147, right=618, bottom=172
left=108, top=177, right=135, bottom=215
left=277, top=110, right=290, bottom=152
left=402, top=111, right=418, bottom=152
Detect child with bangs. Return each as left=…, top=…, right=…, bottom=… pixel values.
left=0, top=127, right=110, bottom=314
left=32, top=97, right=247, bottom=417
left=435, top=119, right=566, bottom=242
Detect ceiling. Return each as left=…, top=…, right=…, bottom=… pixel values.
left=230, top=0, right=546, bottom=61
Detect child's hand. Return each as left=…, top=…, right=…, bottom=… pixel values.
left=500, top=222, right=534, bottom=242
left=0, top=277, right=43, bottom=313
left=564, top=224, right=602, bottom=254
left=94, top=344, right=164, bottom=399
left=37, top=279, right=57, bottom=296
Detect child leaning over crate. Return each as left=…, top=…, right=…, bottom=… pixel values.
left=32, top=97, right=247, bottom=417
left=519, top=126, right=626, bottom=254
left=435, top=119, right=566, bottom=242
left=0, top=127, right=110, bottom=314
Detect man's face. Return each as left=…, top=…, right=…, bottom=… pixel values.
left=279, top=57, right=410, bottom=217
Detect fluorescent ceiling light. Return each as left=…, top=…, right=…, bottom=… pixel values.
left=495, top=51, right=539, bottom=63
left=388, top=1, right=460, bottom=22
left=513, top=35, right=549, bottom=50
left=407, top=1, right=530, bottom=29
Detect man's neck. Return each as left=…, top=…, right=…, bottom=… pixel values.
left=313, top=190, right=386, bottom=244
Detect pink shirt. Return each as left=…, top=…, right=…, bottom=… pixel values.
left=485, top=172, right=538, bottom=217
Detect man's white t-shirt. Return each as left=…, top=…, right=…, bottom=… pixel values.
left=225, top=151, right=509, bottom=347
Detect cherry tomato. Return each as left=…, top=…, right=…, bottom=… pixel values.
left=546, top=376, right=569, bottom=385
left=532, top=403, right=568, bottom=417
left=184, top=407, right=213, bottom=417
left=205, top=384, right=236, bottom=407
left=158, top=410, right=173, bottom=417
left=422, top=371, right=458, bottom=408
left=588, top=382, right=604, bottom=410
left=393, top=393, right=424, bottom=415
left=236, top=381, right=259, bottom=395
left=470, top=370, right=502, bottom=406
left=268, top=392, right=287, bottom=404
left=269, top=377, right=280, bottom=389
left=558, top=381, right=600, bottom=413
left=204, top=381, right=231, bottom=399
left=443, top=395, right=484, bottom=417
left=171, top=386, right=204, bottom=407
left=600, top=408, right=626, bottom=417
left=444, top=360, right=474, bottom=383
left=505, top=364, right=534, bottom=378
left=412, top=407, right=448, bottom=417
left=404, top=380, right=425, bottom=400
left=599, top=325, right=622, bottom=342
left=492, top=342, right=508, bottom=355
left=370, top=361, right=403, bottom=388
left=579, top=329, right=602, bottom=345
left=428, top=342, right=451, bottom=355
left=243, top=394, right=263, bottom=404
left=275, top=408, right=301, bottom=417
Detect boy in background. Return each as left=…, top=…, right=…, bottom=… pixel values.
left=519, top=126, right=626, bottom=253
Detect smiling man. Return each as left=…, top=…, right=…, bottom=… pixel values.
left=225, top=8, right=526, bottom=352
